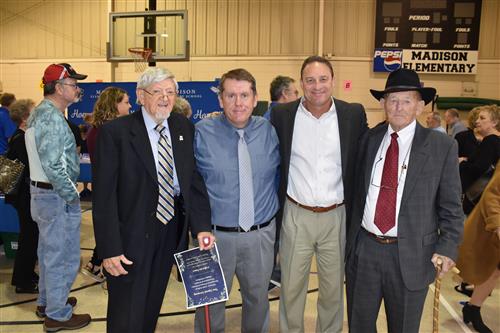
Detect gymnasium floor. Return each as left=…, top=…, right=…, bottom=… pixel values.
left=0, top=200, right=498, bottom=333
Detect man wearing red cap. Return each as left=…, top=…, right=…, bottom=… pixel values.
left=345, top=69, right=464, bottom=332
left=25, top=63, right=91, bottom=331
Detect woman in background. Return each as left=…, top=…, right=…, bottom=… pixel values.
left=5, top=99, right=39, bottom=293
left=459, top=105, right=500, bottom=214
left=81, top=87, right=131, bottom=282
left=457, top=162, right=500, bottom=333
left=455, top=106, right=483, bottom=160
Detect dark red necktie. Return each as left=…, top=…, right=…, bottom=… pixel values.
left=374, top=132, right=399, bottom=234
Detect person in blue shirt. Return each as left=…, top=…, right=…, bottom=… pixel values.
left=262, top=75, right=299, bottom=120
left=0, top=92, right=17, bottom=155
left=194, top=68, right=280, bottom=333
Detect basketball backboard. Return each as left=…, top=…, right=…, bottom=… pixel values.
left=108, top=10, right=189, bottom=62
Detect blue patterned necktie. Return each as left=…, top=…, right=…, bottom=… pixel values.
left=237, top=129, right=254, bottom=231
left=155, top=124, right=175, bottom=224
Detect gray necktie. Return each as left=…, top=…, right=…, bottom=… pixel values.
left=237, top=129, right=254, bottom=231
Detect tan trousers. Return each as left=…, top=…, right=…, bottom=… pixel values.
left=279, top=198, right=346, bottom=333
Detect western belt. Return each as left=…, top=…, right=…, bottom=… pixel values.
left=362, top=228, right=398, bottom=244
left=286, top=195, right=344, bottom=213
left=212, top=219, right=272, bottom=233
left=30, top=181, right=53, bottom=190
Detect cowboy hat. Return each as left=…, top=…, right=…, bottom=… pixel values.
left=370, top=68, right=436, bottom=105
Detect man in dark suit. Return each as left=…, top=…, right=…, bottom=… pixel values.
left=92, top=67, right=214, bottom=333
left=345, top=69, right=464, bottom=333
left=270, top=55, right=368, bottom=333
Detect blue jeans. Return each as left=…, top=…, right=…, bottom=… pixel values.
left=30, top=185, right=81, bottom=321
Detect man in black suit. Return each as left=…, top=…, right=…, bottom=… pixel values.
left=345, top=69, right=464, bottom=332
left=92, top=67, right=214, bottom=333
left=270, top=55, right=368, bottom=333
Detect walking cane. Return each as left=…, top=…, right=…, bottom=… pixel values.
left=432, top=257, right=443, bottom=333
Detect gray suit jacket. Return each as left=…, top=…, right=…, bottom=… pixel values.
left=270, top=98, right=368, bottom=227
left=346, top=122, right=464, bottom=290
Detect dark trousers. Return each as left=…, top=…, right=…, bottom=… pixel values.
left=11, top=202, right=39, bottom=287
left=346, top=230, right=428, bottom=333
left=106, top=216, right=179, bottom=333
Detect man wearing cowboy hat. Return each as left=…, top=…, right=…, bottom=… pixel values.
left=345, top=68, right=464, bottom=333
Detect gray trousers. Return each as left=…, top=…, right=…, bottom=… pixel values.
left=194, top=220, right=275, bottom=333
left=346, top=230, right=428, bottom=333
left=279, top=199, right=346, bottom=333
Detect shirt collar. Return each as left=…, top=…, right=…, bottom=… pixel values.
left=141, top=106, right=169, bottom=133
left=298, top=96, right=336, bottom=119
left=388, top=119, right=416, bottom=141
left=218, top=113, right=258, bottom=142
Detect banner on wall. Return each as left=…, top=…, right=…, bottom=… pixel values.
left=373, top=0, right=482, bottom=75
left=68, top=81, right=221, bottom=125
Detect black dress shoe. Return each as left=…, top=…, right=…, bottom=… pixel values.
left=15, top=283, right=39, bottom=294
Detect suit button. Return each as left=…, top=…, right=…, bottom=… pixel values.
left=145, top=233, right=149, bottom=239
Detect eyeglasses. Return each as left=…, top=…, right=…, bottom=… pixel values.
left=370, top=134, right=412, bottom=191
left=370, top=157, right=407, bottom=191
left=221, top=92, right=253, bottom=103
left=142, top=89, right=177, bottom=97
left=60, top=82, right=79, bottom=89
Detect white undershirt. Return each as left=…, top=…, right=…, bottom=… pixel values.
left=287, top=97, right=344, bottom=206
left=361, top=120, right=416, bottom=237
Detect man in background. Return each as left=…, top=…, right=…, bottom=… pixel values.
left=426, top=111, right=447, bottom=134
left=25, top=63, right=91, bottom=331
left=194, top=68, right=280, bottom=332
left=445, top=108, right=467, bottom=138
left=263, top=75, right=299, bottom=120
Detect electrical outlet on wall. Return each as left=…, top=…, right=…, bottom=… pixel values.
left=461, top=81, right=477, bottom=97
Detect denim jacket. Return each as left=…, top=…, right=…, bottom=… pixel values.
left=27, top=99, right=80, bottom=202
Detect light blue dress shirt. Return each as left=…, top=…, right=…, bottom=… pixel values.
left=194, top=114, right=280, bottom=227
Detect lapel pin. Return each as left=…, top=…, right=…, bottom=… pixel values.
left=179, top=135, right=184, bottom=141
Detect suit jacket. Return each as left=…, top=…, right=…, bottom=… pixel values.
left=346, top=122, right=464, bottom=291
left=92, top=110, right=211, bottom=262
left=270, top=98, right=368, bottom=225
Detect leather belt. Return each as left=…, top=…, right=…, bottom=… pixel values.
left=287, top=195, right=344, bottom=213
left=30, top=181, right=53, bottom=190
left=212, top=219, right=272, bottom=233
left=363, top=228, right=397, bottom=244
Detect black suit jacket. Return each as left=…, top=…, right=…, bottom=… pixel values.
left=92, top=111, right=211, bottom=262
left=270, top=98, right=368, bottom=226
left=346, top=123, right=464, bottom=290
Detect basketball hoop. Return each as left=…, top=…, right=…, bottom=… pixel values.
left=128, top=47, right=153, bottom=73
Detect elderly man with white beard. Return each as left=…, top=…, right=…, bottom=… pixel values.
left=92, top=67, right=214, bottom=333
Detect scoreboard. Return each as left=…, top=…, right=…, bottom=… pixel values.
left=373, top=0, right=482, bottom=74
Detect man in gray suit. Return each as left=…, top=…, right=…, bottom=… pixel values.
left=346, top=69, right=464, bottom=333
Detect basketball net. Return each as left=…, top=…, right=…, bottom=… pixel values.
left=128, top=47, right=153, bottom=73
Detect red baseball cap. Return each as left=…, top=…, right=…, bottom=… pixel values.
left=42, top=63, right=87, bottom=84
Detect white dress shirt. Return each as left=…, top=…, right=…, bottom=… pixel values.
left=361, top=120, right=416, bottom=237
left=142, top=108, right=180, bottom=195
left=287, top=97, right=344, bottom=206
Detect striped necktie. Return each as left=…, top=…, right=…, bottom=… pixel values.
left=155, top=124, right=175, bottom=224
left=237, top=129, right=254, bottom=231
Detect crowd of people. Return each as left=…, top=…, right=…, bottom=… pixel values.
left=0, top=57, right=498, bottom=333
